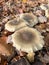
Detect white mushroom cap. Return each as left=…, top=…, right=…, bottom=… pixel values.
left=19, top=13, right=38, bottom=27
left=12, top=27, right=44, bottom=53
left=40, top=4, right=48, bottom=10
left=5, top=18, right=26, bottom=32
left=45, top=9, right=49, bottom=18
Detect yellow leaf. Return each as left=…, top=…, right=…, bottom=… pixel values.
left=22, top=0, right=27, bottom=3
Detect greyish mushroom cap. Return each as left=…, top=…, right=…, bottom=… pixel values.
left=12, top=27, right=44, bottom=53
left=19, top=13, right=38, bottom=27
left=5, top=18, right=26, bottom=32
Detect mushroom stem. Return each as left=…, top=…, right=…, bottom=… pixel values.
left=27, top=52, right=35, bottom=62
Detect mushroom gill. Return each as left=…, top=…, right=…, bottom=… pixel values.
left=12, top=27, right=44, bottom=53
left=5, top=18, right=26, bottom=32
left=19, top=13, right=38, bottom=27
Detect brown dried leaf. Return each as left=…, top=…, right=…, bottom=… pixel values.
left=38, top=0, right=48, bottom=4
left=35, top=23, right=46, bottom=33
left=27, top=1, right=38, bottom=7
left=44, top=33, right=49, bottom=46
left=46, top=22, right=49, bottom=32
left=0, top=36, right=13, bottom=56
left=0, top=54, right=7, bottom=65
left=40, top=54, right=49, bottom=63
left=9, top=57, right=30, bottom=65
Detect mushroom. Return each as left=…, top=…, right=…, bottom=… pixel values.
left=40, top=4, right=48, bottom=10
left=19, top=13, right=38, bottom=27
left=12, top=27, right=44, bottom=62
left=45, top=9, right=49, bottom=18
left=5, top=18, right=26, bottom=32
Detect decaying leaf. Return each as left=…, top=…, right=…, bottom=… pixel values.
left=0, top=54, right=7, bottom=65
left=9, top=57, right=30, bottom=65
left=35, top=23, right=46, bottom=33
left=40, top=54, right=49, bottom=63
left=44, top=33, right=49, bottom=46
left=0, top=36, right=13, bottom=56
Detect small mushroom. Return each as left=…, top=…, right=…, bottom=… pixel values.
left=40, top=4, right=48, bottom=10
left=45, top=9, right=49, bottom=18
left=5, top=18, right=26, bottom=32
left=19, top=13, right=38, bottom=27
left=12, top=27, right=44, bottom=62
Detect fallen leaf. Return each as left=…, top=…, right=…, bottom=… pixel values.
left=22, top=0, right=27, bottom=3
left=8, top=57, right=30, bottom=65
left=0, top=36, right=13, bottom=56
left=40, top=54, right=49, bottom=63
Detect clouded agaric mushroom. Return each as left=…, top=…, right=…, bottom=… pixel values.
left=5, top=18, right=26, bottom=32
left=12, top=27, right=44, bottom=62
left=12, top=27, right=44, bottom=52
left=19, top=13, right=38, bottom=27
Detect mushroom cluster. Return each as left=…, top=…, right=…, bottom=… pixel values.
left=5, top=13, right=45, bottom=62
